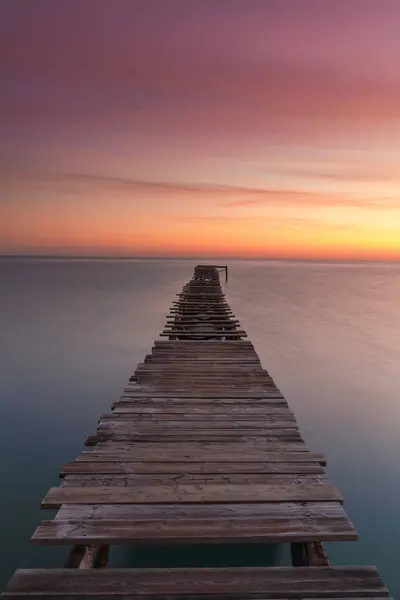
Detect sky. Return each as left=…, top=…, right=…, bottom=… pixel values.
left=2, top=0, right=400, bottom=259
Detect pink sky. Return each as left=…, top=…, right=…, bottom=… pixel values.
left=2, top=0, right=400, bottom=258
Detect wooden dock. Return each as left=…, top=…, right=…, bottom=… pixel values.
left=2, top=265, right=390, bottom=598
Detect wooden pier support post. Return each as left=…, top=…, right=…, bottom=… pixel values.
left=290, top=542, right=330, bottom=567
left=64, top=545, right=109, bottom=569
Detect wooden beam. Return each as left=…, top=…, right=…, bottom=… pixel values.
left=64, top=545, right=109, bottom=569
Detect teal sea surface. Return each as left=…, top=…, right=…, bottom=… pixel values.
left=0, top=258, right=399, bottom=596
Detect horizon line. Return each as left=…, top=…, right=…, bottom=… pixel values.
left=1, top=253, right=400, bottom=264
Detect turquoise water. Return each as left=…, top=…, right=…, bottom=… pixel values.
left=0, top=258, right=399, bottom=596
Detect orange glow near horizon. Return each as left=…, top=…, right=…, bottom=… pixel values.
left=3, top=174, right=400, bottom=260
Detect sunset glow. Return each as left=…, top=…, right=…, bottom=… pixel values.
left=2, top=0, right=400, bottom=259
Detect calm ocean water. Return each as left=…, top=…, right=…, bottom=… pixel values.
left=0, top=258, right=399, bottom=596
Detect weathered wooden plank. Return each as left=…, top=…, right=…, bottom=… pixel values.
left=169, top=305, right=231, bottom=309
left=174, top=301, right=227, bottom=303
left=160, top=332, right=247, bottom=337
left=92, top=440, right=309, bottom=451
left=146, top=351, right=256, bottom=354
left=118, top=394, right=285, bottom=401
left=132, top=384, right=274, bottom=388
left=147, top=355, right=259, bottom=359
left=133, top=380, right=274, bottom=385
left=33, top=501, right=356, bottom=545
left=101, top=410, right=295, bottom=419
left=109, top=401, right=280, bottom=410
left=153, top=341, right=252, bottom=345
left=138, top=365, right=263, bottom=369
left=168, top=315, right=234, bottom=318
left=111, top=413, right=294, bottom=421
left=60, top=461, right=326, bottom=476
left=136, top=370, right=264, bottom=375
left=146, top=357, right=257, bottom=360
left=122, top=390, right=283, bottom=395
left=76, top=450, right=326, bottom=465
left=54, top=501, right=346, bottom=521
left=166, top=316, right=240, bottom=325
left=161, top=329, right=245, bottom=333
left=2, top=567, right=388, bottom=598
left=153, top=340, right=253, bottom=345
left=124, top=381, right=277, bottom=386
left=155, top=353, right=253, bottom=358
left=96, top=424, right=301, bottom=436
left=122, top=384, right=279, bottom=390
left=128, top=389, right=278, bottom=394
left=42, top=482, right=342, bottom=508
left=96, top=424, right=301, bottom=434
left=150, top=350, right=254, bottom=353
left=135, top=368, right=269, bottom=372
left=115, top=402, right=286, bottom=409
left=165, top=324, right=241, bottom=333
left=110, top=412, right=292, bottom=421
left=118, top=394, right=283, bottom=400
left=90, top=436, right=303, bottom=445
left=134, top=378, right=271, bottom=383
left=170, top=304, right=231, bottom=308
left=98, top=420, right=297, bottom=429
left=172, top=300, right=230, bottom=304
left=137, top=360, right=263, bottom=366
left=100, top=416, right=296, bottom=425
left=143, top=359, right=261, bottom=363
left=140, top=356, right=260, bottom=361
left=107, top=406, right=293, bottom=415
left=125, top=380, right=275, bottom=386
left=134, top=375, right=270, bottom=379
left=143, top=365, right=262, bottom=369
left=94, top=435, right=304, bottom=445
left=150, top=352, right=255, bottom=356
left=151, top=342, right=252, bottom=346
left=151, top=351, right=256, bottom=355
left=164, top=323, right=237, bottom=327
left=60, top=473, right=328, bottom=487
left=152, top=341, right=249, bottom=344
left=130, top=390, right=276, bottom=394
left=136, top=366, right=264, bottom=372
left=132, top=369, right=269, bottom=373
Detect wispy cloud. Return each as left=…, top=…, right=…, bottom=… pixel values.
left=222, top=190, right=400, bottom=210
left=261, top=162, right=400, bottom=184
left=174, top=216, right=248, bottom=226
left=3, top=169, right=400, bottom=213
left=174, top=214, right=363, bottom=232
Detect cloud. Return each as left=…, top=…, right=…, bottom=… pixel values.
left=174, top=214, right=363, bottom=233
left=175, top=216, right=249, bottom=226
left=3, top=169, right=400, bottom=213
left=265, top=162, right=400, bottom=184
left=222, top=191, right=400, bottom=210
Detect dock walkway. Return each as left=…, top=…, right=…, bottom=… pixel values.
left=2, top=266, right=390, bottom=598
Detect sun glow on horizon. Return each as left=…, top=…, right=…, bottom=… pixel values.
left=3, top=170, right=400, bottom=261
